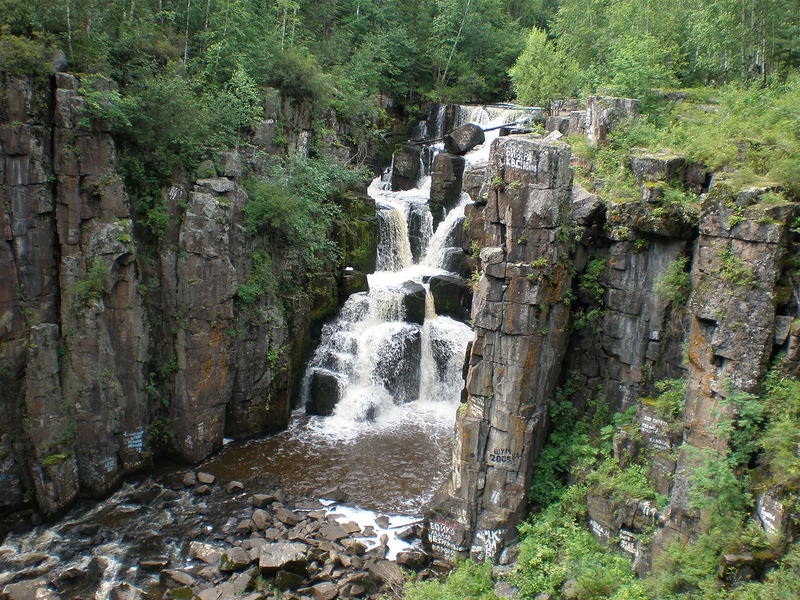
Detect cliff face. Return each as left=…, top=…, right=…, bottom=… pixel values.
left=428, top=98, right=800, bottom=566
left=0, top=73, right=378, bottom=517
left=428, top=135, right=574, bottom=561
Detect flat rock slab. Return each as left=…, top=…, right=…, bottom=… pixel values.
left=258, top=542, right=308, bottom=571
left=312, top=581, right=339, bottom=600
left=188, top=541, right=222, bottom=565
left=319, top=523, right=348, bottom=543
left=275, top=508, right=299, bottom=526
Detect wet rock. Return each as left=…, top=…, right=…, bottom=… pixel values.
left=339, top=270, right=369, bottom=300
left=197, top=472, right=216, bottom=485
left=307, top=369, right=342, bottom=417
left=258, top=542, right=308, bottom=572
left=374, top=516, right=390, bottom=529
left=139, top=557, right=169, bottom=571
left=429, top=274, right=470, bottom=321
left=395, top=550, right=428, bottom=570
left=319, top=486, right=347, bottom=502
left=444, top=123, right=485, bottom=156
left=220, top=547, right=252, bottom=571
left=430, top=153, right=466, bottom=225
left=161, top=570, right=197, bottom=588
left=390, top=144, right=421, bottom=191
left=195, top=485, right=212, bottom=495
left=188, top=542, right=222, bottom=565
left=109, top=582, right=146, bottom=600
left=2, top=579, right=59, bottom=600
left=183, top=472, right=198, bottom=487
left=252, top=493, right=277, bottom=508
left=226, top=481, right=245, bottom=493
left=399, top=281, right=426, bottom=325
left=311, top=581, right=338, bottom=600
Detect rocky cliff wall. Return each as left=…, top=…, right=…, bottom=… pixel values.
left=428, top=97, right=800, bottom=566
left=426, top=135, right=574, bottom=561
left=0, top=73, right=378, bottom=519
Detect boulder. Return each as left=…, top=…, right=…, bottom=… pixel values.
left=252, top=508, right=271, bottom=530
left=311, top=581, right=339, bottom=600
left=443, top=123, right=485, bottom=156
left=430, top=153, right=466, bottom=225
left=197, top=472, right=216, bottom=485
left=400, top=281, right=427, bottom=325
left=275, top=508, right=300, bottom=526
left=319, top=486, right=347, bottom=502
left=339, top=270, right=368, bottom=300
left=390, top=144, right=421, bottom=191
left=220, top=547, right=252, bottom=571
left=429, top=274, right=471, bottom=321
left=274, top=569, right=304, bottom=590
left=109, top=583, right=146, bottom=600
left=188, top=542, right=222, bottom=565
left=307, top=370, right=342, bottom=416
left=258, top=542, right=308, bottom=572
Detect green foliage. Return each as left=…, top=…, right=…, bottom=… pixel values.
left=509, top=28, right=579, bottom=106
left=655, top=255, right=692, bottom=304
left=78, top=75, right=135, bottom=128
left=0, top=32, right=55, bottom=76
left=514, top=502, right=642, bottom=600
left=717, top=246, right=760, bottom=288
left=579, top=257, right=607, bottom=303
left=641, top=378, right=686, bottom=420
left=70, top=257, right=110, bottom=308
left=41, top=452, right=70, bottom=467
left=607, top=34, right=679, bottom=97
left=243, top=155, right=368, bottom=281
left=405, top=560, right=498, bottom=600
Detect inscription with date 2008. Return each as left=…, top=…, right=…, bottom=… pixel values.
left=489, top=447, right=521, bottom=465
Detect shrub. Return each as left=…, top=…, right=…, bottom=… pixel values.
left=655, top=255, right=691, bottom=304
left=0, top=33, right=55, bottom=77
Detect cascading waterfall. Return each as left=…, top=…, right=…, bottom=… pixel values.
left=304, top=169, right=473, bottom=432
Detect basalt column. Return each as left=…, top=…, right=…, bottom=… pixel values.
left=426, top=135, right=574, bottom=561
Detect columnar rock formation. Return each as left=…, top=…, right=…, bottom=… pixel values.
left=0, top=73, right=378, bottom=517
left=428, top=97, right=800, bottom=567
left=426, top=135, right=574, bottom=561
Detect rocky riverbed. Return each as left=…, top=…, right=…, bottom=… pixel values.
left=0, top=466, right=451, bottom=600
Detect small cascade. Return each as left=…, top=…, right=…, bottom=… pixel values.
left=376, top=204, right=413, bottom=272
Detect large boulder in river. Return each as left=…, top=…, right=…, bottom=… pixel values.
left=400, top=281, right=427, bottom=325
left=307, top=370, right=342, bottom=416
left=444, top=123, right=485, bottom=156
left=430, top=153, right=466, bottom=226
left=429, top=274, right=471, bottom=321
left=391, top=144, right=421, bottom=191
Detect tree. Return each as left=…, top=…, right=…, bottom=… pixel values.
left=509, top=27, right=578, bottom=106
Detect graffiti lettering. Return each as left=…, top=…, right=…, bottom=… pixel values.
left=124, top=430, right=144, bottom=453
left=504, top=145, right=536, bottom=172
left=619, top=529, right=637, bottom=555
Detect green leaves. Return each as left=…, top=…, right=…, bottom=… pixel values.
left=509, top=28, right=578, bottom=106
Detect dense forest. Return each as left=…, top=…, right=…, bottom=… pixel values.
left=3, top=0, right=800, bottom=599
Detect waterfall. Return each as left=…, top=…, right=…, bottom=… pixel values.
left=303, top=135, right=476, bottom=431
